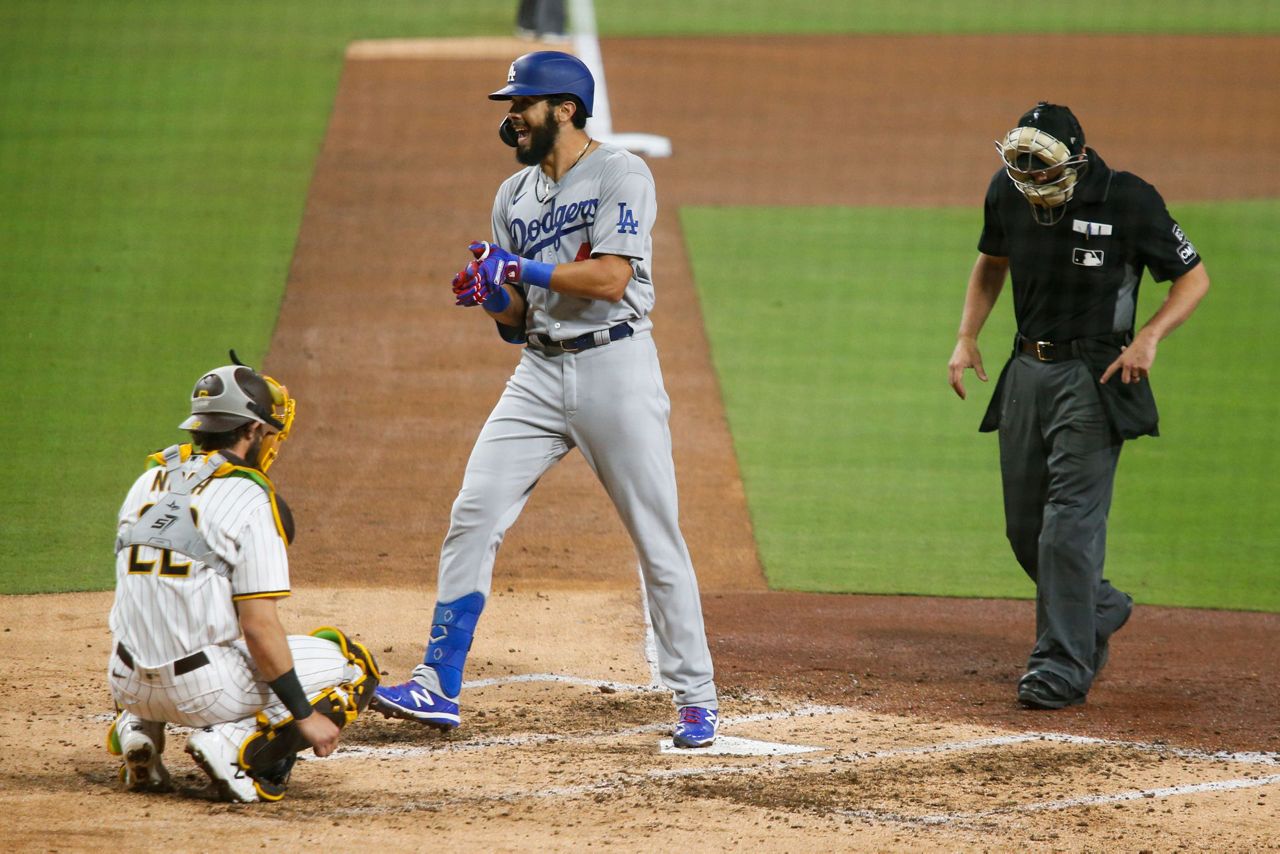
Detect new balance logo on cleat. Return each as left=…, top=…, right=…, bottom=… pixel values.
left=371, top=680, right=461, bottom=730
left=409, top=688, right=439, bottom=708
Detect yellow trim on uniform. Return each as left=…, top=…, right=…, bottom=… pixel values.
left=146, top=443, right=195, bottom=468
left=219, top=466, right=289, bottom=546
left=231, top=590, right=291, bottom=601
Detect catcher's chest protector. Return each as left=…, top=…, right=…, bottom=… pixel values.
left=116, top=444, right=227, bottom=574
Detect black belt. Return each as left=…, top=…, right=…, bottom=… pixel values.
left=531, top=322, right=633, bottom=354
left=116, top=642, right=209, bottom=676
left=1017, top=333, right=1082, bottom=362
left=1017, top=331, right=1128, bottom=363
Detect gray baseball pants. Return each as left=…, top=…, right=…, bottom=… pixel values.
left=997, top=353, right=1133, bottom=694
left=431, top=331, right=717, bottom=708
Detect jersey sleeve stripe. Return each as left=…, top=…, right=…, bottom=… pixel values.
left=231, top=590, right=291, bottom=601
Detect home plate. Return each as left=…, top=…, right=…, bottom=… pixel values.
left=658, top=735, right=826, bottom=756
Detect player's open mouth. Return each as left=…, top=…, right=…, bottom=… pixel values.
left=514, top=128, right=530, bottom=144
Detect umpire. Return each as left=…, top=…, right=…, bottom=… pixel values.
left=948, top=102, right=1210, bottom=709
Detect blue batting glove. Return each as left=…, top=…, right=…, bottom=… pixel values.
left=468, top=241, right=522, bottom=288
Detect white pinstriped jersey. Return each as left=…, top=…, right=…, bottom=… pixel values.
left=109, top=448, right=290, bottom=668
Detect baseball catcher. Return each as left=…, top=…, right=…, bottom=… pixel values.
left=105, top=353, right=379, bottom=801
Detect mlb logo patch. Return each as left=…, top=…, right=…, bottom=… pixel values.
left=1073, top=247, right=1105, bottom=267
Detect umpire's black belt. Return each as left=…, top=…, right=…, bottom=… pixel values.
left=116, top=642, right=209, bottom=676
left=531, top=322, right=633, bottom=354
left=1017, top=331, right=1128, bottom=363
left=1017, top=333, right=1086, bottom=363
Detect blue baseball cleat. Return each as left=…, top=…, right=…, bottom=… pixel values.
left=672, top=705, right=719, bottom=748
left=371, top=679, right=461, bottom=730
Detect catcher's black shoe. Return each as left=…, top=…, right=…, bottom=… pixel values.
left=1017, top=670, right=1086, bottom=710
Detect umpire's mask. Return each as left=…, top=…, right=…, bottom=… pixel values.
left=996, top=102, right=1089, bottom=226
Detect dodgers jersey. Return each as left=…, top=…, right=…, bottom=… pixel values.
left=491, top=142, right=657, bottom=341
left=109, top=447, right=291, bottom=668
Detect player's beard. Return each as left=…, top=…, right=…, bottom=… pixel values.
left=516, top=114, right=559, bottom=166
left=245, top=434, right=265, bottom=471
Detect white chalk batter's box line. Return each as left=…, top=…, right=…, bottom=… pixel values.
left=91, top=683, right=1278, bottom=770
left=348, top=674, right=1280, bottom=769
left=836, top=773, right=1280, bottom=829
left=318, top=699, right=1280, bottom=821
left=323, top=725, right=1280, bottom=820
left=331, top=703, right=850, bottom=758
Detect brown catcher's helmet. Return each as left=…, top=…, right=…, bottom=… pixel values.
left=995, top=102, right=1089, bottom=225
left=179, top=351, right=295, bottom=471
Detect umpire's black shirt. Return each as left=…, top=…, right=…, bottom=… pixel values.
left=978, top=149, right=1202, bottom=342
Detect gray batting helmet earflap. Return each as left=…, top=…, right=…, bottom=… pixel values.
left=489, top=51, right=595, bottom=118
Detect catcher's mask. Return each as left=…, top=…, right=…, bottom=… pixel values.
left=178, top=351, right=296, bottom=472
left=996, top=102, right=1089, bottom=226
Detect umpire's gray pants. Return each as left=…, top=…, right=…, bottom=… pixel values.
left=998, top=354, right=1132, bottom=693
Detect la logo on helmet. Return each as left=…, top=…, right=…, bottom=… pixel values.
left=507, top=63, right=516, bottom=83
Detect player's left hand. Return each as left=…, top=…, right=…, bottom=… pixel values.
left=1100, top=332, right=1158, bottom=384
left=468, top=241, right=523, bottom=288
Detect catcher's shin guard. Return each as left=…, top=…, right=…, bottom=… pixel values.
left=237, top=627, right=380, bottom=801
left=423, top=593, right=485, bottom=698
left=310, top=625, right=380, bottom=713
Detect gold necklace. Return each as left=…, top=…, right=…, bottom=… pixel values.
left=567, top=137, right=593, bottom=173
left=537, top=138, right=593, bottom=202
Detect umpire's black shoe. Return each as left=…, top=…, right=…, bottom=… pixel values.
left=1017, top=670, right=1086, bottom=710
left=1093, top=593, right=1135, bottom=678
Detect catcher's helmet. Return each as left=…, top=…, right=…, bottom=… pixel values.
left=489, top=51, right=594, bottom=117
left=178, top=352, right=296, bottom=471
left=996, top=102, right=1089, bottom=225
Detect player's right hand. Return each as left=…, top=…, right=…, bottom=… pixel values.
left=452, top=262, right=486, bottom=306
left=948, top=338, right=987, bottom=400
left=296, top=710, right=341, bottom=757
left=452, top=261, right=511, bottom=312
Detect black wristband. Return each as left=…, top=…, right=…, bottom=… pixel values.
left=267, top=668, right=313, bottom=720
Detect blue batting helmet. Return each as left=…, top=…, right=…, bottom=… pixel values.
left=489, top=51, right=594, bottom=117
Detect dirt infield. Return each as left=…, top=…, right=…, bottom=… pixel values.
left=10, top=34, right=1279, bottom=850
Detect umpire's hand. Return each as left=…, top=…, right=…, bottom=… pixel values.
left=1100, top=331, right=1158, bottom=385
left=949, top=337, right=988, bottom=399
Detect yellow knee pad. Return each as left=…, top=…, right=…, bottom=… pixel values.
left=235, top=627, right=380, bottom=800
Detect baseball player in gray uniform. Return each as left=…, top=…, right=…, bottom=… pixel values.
left=373, top=51, right=720, bottom=748
left=106, top=355, right=380, bottom=801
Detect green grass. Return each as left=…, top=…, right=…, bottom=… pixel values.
left=595, top=0, right=1280, bottom=35
left=682, top=201, right=1280, bottom=611
left=0, top=1, right=514, bottom=593
left=3, top=1, right=1274, bottom=598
